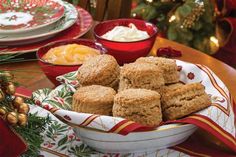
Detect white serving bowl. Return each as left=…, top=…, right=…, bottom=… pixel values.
left=74, top=123, right=197, bottom=153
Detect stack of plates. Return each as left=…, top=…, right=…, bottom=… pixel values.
left=0, top=0, right=93, bottom=54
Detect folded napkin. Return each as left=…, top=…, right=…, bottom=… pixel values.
left=32, top=60, right=236, bottom=153
left=0, top=119, right=27, bottom=157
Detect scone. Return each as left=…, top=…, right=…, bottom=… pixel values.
left=160, top=82, right=184, bottom=95
left=77, top=54, right=120, bottom=88
left=113, top=88, right=162, bottom=126
left=136, top=57, right=179, bottom=84
left=161, top=83, right=211, bottom=120
left=119, top=62, right=164, bottom=92
left=72, top=85, right=116, bottom=115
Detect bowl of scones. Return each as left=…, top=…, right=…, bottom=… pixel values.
left=64, top=54, right=212, bottom=153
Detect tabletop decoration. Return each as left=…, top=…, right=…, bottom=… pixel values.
left=0, top=71, right=29, bottom=126
left=0, top=71, right=52, bottom=157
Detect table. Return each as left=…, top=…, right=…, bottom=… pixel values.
left=1, top=32, right=236, bottom=102
left=1, top=28, right=236, bottom=156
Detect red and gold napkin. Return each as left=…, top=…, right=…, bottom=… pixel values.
left=0, top=119, right=27, bottom=157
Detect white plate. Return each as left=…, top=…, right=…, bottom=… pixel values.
left=0, top=0, right=65, bottom=34
left=0, top=1, right=78, bottom=45
left=74, top=124, right=197, bottom=153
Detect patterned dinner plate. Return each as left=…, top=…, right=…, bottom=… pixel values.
left=0, top=0, right=65, bottom=34
left=0, top=1, right=77, bottom=45
left=0, top=5, right=93, bottom=52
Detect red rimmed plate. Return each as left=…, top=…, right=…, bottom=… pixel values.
left=0, top=7, right=93, bottom=54
left=0, top=1, right=78, bottom=45
left=0, top=0, right=65, bottom=34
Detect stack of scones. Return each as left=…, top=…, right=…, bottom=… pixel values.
left=72, top=54, right=211, bottom=126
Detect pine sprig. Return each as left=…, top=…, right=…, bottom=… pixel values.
left=0, top=54, right=25, bottom=64
left=14, top=112, right=52, bottom=157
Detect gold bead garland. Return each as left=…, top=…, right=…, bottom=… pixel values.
left=0, top=71, right=29, bottom=126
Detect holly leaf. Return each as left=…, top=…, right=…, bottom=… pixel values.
left=68, top=144, right=96, bottom=157
left=58, top=135, right=68, bottom=147
left=48, top=126, right=53, bottom=133
left=60, top=145, right=67, bottom=151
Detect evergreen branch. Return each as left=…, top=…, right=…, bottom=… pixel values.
left=0, top=59, right=38, bottom=65
left=14, top=112, right=52, bottom=157
left=0, top=54, right=22, bottom=61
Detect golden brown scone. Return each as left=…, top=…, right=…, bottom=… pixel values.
left=119, top=62, right=164, bottom=92
left=77, top=54, right=120, bottom=89
left=136, top=57, right=179, bottom=84
left=161, top=83, right=211, bottom=120
left=113, top=88, right=162, bottom=126
left=159, top=82, right=184, bottom=95
left=72, top=85, right=116, bottom=115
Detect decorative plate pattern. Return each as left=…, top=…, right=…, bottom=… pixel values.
left=0, top=5, right=93, bottom=52
left=0, top=0, right=64, bottom=33
left=0, top=0, right=77, bottom=44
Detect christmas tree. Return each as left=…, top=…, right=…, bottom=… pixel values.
left=132, top=0, right=219, bottom=54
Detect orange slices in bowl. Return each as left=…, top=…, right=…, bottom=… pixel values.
left=42, top=44, right=100, bottom=65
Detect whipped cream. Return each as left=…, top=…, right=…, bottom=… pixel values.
left=101, top=23, right=150, bottom=42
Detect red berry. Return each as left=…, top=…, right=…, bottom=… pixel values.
left=156, top=47, right=182, bottom=58
left=43, top=105, right=50, bottom=110
left=35, top=100, right=41, bottom=106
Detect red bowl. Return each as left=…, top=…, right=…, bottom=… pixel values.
left=37, top=39, right=107, bottom=86
left=93, top=18, right=158, bottom=65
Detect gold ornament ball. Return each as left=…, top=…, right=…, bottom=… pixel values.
left=18, top=103, right=30, bottom=114
left=13, top=96, right=24, bottom=108
left=0, top=107, right=7, bottom=116
left=6, top=112, right=18, bottom=125
left=6, top=83, right=16, bottom=95
left=18, top=113, right=28, bottom=126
